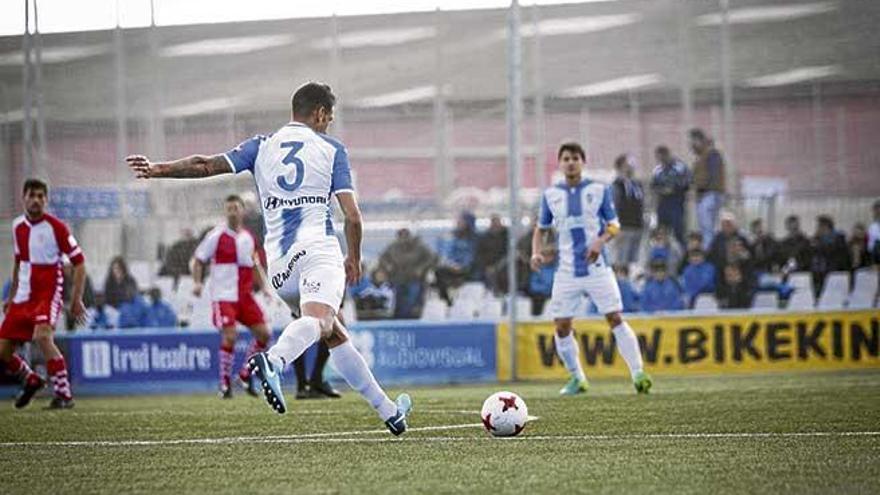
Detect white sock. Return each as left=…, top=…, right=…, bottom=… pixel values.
left=267, top=316, right=320, bottom=370
left=330, top=341, right=397, bottom=421
left=613, top=322, right=644, bottom=379
left=554, top=333, right=586, bottom=382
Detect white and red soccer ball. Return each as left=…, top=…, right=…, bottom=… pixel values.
left=481, top=391, right=528, bottom=437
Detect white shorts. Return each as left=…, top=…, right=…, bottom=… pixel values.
left=268, top=238, right=345, bottom=311
left=549, top=266, right=622, bottom=319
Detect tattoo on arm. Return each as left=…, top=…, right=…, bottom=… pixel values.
left=153, top=155, right=231, bottom=179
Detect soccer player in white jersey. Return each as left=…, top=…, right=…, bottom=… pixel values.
left=127, top=82, right=411, bottom=435
left=530, top=142, right=653, bottom=395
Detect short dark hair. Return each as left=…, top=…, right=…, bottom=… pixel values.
left=655, top=145, right=670, bottom=156
left=785, top=215, right=799, bottom=225
left=557, top=142, right=585, bottom=161
left=225, top=194, right=245, bottom=207
left=614, top=154, right=628, bottom=169
left=23, top=178, right=48, bottom=195
left=689, top=128, right=707, bottom=141
left=291, top=82, right=336, bottom=118
left=817, top=215, right=835, bottom=230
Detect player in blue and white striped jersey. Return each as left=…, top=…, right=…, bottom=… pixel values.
left=126, top=82, right=411, bottom=435
left=530, top=142, right=653, bottom=395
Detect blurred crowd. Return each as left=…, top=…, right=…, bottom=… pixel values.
left=4, top=128, right=878, bottom=327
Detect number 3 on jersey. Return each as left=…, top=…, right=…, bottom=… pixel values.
left=277, top=141, right=305, bottom=191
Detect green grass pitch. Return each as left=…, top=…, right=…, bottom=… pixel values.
left=2, top=371, right=879, bottom=494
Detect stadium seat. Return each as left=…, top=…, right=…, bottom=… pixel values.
left=848, top=268, right=879, bottom=309
left=788, top=272, right=814, bottom=291
left=751, top=291, right=779, bottom=311
left=420, top=298, right=448, bottom=321
left=758, top=273, right=783, bottom=287
left=456, top=282, right=486, bottom=303
left=693, top=294, right=719, bottom=312
left=817, top=271, right=850, bottom=309
left=786, top=287, right=815, bottom=310
left=449, top=296, right=478, bottom=320
left=153, top=276, right=175, bottom=298
left=128, top=261, right=154, bottom=290
left=479, top=298, right=503, bottom=319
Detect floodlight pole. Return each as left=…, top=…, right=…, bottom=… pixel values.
left=506, top=0, right=523, bottom=381
left=720, top=0, right=736, bottom=197
left=22, top=0, right=32, bottom=179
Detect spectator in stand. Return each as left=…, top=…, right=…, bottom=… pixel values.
left=681, top=248, right=716, bottom=308
left=869, top=200, right=880, bottom=264
left=641, top=257, right=684, bottom=312
left=476, top=214, right=508, bottom=288
left=644, top=226, right=683, bottom=276
left=678, top=231, right=704, bottom=273
left=707, top=211, right=751, bottom=275
left=749, top=219, right=780, bottom=275
left=158, top=228, right=199, bottom=288
left=779, top=215, right=813, bottom=273
left=651, top=145, right=691, bottom=247
left=848, top=223, right=871, bottom=271
left=614, top=264, right=640, bottom=313
left=377, top=228, right=436, bottom=319
left=811, top=215, right=851, bottom=295
left=689, top=128, right=727, bottom=249
left=526, top=244, right=557, bottom=317
left=117, top=292, right=149, bottom=328
left=611, top=154, right=645, bottom=266
left=716, top=263, right=754, bottom=310
left=144, top=287, right=177, bottom=327
left=104, top=256, right=139, bottom=308
left=352, top=268, right=396, bottom=321
left=434, top=211, right=478, bottom=305
left=87, top=293, right=118, bottom=330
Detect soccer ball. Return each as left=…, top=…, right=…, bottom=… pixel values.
left=481, top=391, right=528, bottom=437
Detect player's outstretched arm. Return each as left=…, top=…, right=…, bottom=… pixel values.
left=126, top=154, right=231, bottom=179
left=336, top=192, right=363, bottom=286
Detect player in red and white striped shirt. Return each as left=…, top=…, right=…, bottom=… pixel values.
left=192, top=195, right=272, bottom=398
left=0, top=179, right=86, bottom=409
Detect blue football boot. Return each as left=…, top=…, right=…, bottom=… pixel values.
left=247, top=352, right=287, bottom=414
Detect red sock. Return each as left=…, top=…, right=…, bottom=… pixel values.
left=47, top=356, right=72, bottom=400
left=5, top=354, right=40, bottom=384
left=239, top=338, right=269, bottom=381
left=219, top=344, right=235, bottom=389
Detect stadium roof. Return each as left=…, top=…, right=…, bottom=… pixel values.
left=0, top=0, right=879, bottom=122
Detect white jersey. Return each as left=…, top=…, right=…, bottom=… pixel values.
left=223, top=122, right=353, bottom=274
left=538, top=178, right=619, bottom=277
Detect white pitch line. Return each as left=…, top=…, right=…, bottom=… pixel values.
left=2, top=428, right=876, bottom=449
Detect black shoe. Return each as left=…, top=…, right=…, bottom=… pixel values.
left=238, top=375, right=259, bottom=398
left=295, top=387, right=311, bottom=400
left=14, top=376, right=45, bottom=409
left=219, top=378, right=233, bottom=399
left=309, top=381, right=342, bottom=399
left=45, top=397, right=75, bottom=410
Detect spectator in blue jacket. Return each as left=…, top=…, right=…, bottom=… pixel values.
left=641, top=258, right=684, bottom=312
left=434, top=211, right=478, bottom=305
left=651, top=145, right=691, bottom=247
left=527, top=245, right=557, bottom=316
left=353, top=268, right=396, bottom=320
left=144, top=287, right=177, bottom=327
left=117, top=293, right=149, bottom=328
left=681, top=248, right=716, bottom=308
left=87, top=292, right=118, bottom=330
